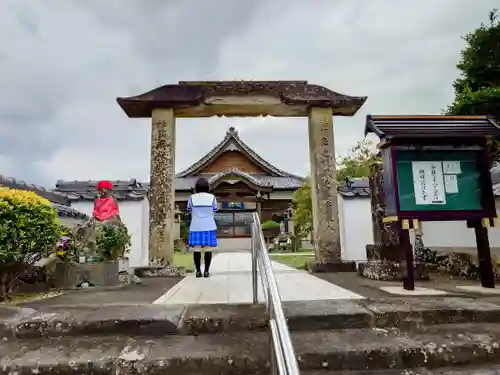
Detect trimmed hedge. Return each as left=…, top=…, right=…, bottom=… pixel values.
left=0, top=187, right=61, bottom=300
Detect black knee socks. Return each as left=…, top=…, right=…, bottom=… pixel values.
left=193, top=251, right=212, bottom=273
left=193, top=252, right=202, bottom=273
left=204, top=251, right=212, bottom=272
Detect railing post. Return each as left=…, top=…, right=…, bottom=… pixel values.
left=251, top=222, right=258, bottom=304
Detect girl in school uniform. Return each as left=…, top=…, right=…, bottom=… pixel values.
left=186, top=177, right=218, bottom=278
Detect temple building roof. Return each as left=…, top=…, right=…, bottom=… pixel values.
left=55, top=126, right=306, bottom=201
left=0, top=174, right=89, bottom=219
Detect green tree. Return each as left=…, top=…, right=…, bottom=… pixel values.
left=291, top=177, right=312, bottom=241
left=446, top=10, right=500, bottom=162
left=336, top=139, right=380, bottom=183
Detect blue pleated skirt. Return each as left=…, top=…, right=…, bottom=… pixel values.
left=188, top=230, right=217, bottom=247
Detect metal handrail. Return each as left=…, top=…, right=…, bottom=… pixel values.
left=251, top=212, right=300, bottom=375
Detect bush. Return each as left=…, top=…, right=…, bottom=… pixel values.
left=95, top=222, right=131, bottom=261
left=261, top=220, right=281, bottom=230
left=0, top=187, right=61, bottom=263
left=0, top=187, right=61, bottom=300
left=180, top=220, right=189, bottom=242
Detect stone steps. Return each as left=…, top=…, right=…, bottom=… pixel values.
left=2, top=323, right=500, bottom=374
left=3, top=297, right=500, bottom=374
left=4, top=297, right=500, bottom=338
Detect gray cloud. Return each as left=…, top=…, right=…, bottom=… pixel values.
left=0, top=0, right=497, bottom=186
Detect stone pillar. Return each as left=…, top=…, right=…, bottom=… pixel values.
left=149, top=108, right=176, bottom=266
left=307, top=108, right=354, bottom=272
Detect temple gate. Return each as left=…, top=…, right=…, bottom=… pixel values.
left=116, top=81, right=367, bottom=267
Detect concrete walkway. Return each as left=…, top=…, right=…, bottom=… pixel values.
left=153, top=252, right=363, bottom=305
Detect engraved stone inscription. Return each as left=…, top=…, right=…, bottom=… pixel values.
left=308, top=107, right=341, bottom=263
left=149, top=109, right=176, bottom=265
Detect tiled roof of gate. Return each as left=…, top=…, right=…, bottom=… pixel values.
left=116, top=80, right=367, bottom=118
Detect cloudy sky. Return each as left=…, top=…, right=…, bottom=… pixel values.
left=0, top=0, right=496, bottom=187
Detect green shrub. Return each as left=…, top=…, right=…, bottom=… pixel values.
left=180, top=220, right=189, bottom=242
left=0, top=186, right=61, bottom=300
left=95, top=222, right=131, bottom=261
left=0, top=187, right=61, bottom=263
left=261, top=220, right=281, bottom=230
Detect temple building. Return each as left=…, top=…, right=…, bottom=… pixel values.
left=54, top=126, right=305, bottom=266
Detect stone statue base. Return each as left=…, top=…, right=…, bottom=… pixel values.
left=365, top=244, right=401, bottom=262
left=307, top=260, right=357, bottom=273
left=134, top=265, right=185, bottom=278
left=358, top=260, right=430, bottom=281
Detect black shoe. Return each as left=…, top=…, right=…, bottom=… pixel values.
left=203, top=271, right=210, bottom=278
left=196, top=271, right=202, bottom=278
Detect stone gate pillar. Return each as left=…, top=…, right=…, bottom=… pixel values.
left=149, top=108, right=176, bottom=265
left=307, top=107, right=352, bottom=271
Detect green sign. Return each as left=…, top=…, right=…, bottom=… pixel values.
left=396, top=150, right=481, bottom=211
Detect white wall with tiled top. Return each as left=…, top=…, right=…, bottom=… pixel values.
left=71, top=200, right=147, bottom=268
left=339, top=197, right=500, bottom=261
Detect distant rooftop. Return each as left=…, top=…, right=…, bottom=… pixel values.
left=0, top=174, right=88, bottom=219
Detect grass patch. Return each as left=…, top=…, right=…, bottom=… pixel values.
left=174, top=252, right=194, bottom=272
left=270, top=254, right=315, bottom=270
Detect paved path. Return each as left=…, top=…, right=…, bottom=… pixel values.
left=153, top=252, right=363, bottom=305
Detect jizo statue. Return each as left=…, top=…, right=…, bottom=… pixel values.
left=93, top=180, right=120, bottom=221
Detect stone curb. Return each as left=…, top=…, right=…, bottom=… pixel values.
left=2, top=297, right=500, bottom=338
left=2, top=323, right=500, bottom=374
left=0, top=304, right=185, bottom=339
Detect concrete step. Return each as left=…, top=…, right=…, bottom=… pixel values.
left=2, top=323, right=500, bottom=374
left=3, top=297, right=500, bottom=338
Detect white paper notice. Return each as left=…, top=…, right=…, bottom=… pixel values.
left=442, top=161, right=461, bottom=174
left=412, top=161, right=447, bottom=205
left=444, top=174, right=459, bottom=194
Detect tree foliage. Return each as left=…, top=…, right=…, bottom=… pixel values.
left=336, top=139, right=380, bottom=183
left=292, top=139, right=379, bottom=239
left=446, top=10, right=500, bottom=162
left=291, top=177, right=312, bottom=240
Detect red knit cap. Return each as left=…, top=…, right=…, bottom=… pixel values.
left=97, top=180, right=113, bottom=191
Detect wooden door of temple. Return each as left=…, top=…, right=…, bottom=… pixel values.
left=215, top=211, right=254, bottom=237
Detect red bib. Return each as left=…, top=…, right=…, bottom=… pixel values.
left=93, top=197, right=119, bottom=221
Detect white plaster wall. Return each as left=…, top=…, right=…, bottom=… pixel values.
left=336, top=198, right=500, bottom=261
left=338, top=195, right=347, bottom=260
left=421, top=199, right=500, bottom=253
left=339, top=198, right=373, bottom=263
left=71, top=200, right=146, bottom=268
left=141, top=198, right=150, bottom=267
